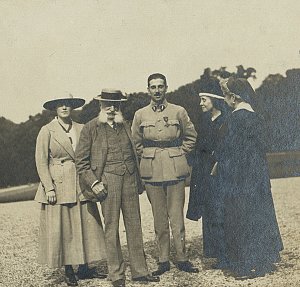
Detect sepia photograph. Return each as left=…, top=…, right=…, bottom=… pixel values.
left=1, top=1, right=300, bottom=286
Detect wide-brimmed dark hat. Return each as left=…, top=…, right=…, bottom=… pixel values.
left=94, top=89, right=127, bottom=102
left=43, top=94, right=85, bottom=111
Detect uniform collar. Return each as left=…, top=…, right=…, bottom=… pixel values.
left=151, top=99, right=168, bottom=112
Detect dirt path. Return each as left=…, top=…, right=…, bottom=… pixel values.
left=0, top=177, right=299, bottom=287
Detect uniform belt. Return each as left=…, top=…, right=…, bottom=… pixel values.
left=143, top=139, right=182, bottom=148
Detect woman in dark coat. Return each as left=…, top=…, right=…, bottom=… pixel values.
left=217, top=77, right=283, bottom=278
left=187, top=92, right=227, bottom=261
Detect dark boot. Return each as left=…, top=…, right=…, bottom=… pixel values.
left=112, top=278, right=126, bottom=287
left=177, top=261, right=199, bottom=273
left=152, top=261, right=171, bottom=276
left=77, top=264, right=107, bottom=279
left=132, top=274, right=160, bottom=282
left=65, top=265, right=78, bottom=286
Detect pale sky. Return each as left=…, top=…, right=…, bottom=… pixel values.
left=1, top=0, right=300, bottom=123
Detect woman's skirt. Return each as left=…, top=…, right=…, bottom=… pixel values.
left=37, top=201, right=106, bottom=268
left=223, top=190, right=283, bottom=271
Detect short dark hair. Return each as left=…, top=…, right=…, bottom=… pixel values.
left=147, top=73, right=167, bottom=87
left=210, top=97, right=227, bottom=112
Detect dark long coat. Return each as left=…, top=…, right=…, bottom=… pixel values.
left=187, top=113, right=226, bottom=258
left=216, top=109, right=283, bottom=271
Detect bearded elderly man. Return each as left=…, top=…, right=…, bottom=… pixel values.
left=75, top=89, right=159, bottom=287
left=132, top=73, right=199, bottom=276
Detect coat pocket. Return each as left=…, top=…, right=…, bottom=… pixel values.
left=49, top=164, right=63, bottom=184
left=168, top=119, right=180, bottom=127
left=168, top=147, right=190, bottom=178
left=140, top=148, right=156, bottom=179
left=140, top=121, right=156, bottom=138
left=167, top=119, right=180, bottom=135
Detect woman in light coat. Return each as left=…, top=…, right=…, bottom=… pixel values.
left=35, top=94, right=106, bottom=286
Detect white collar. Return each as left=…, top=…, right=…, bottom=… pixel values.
left=233, top=102, right=254, bottom=113
left=211, top=110, right=222, bottom=122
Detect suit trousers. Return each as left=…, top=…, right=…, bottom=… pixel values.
left=100, top=170, right=149, bottom=282
left=146, top=180, right=187, bottom=263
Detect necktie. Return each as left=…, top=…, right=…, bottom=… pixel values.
left=112, top=122, right=117, bottom=131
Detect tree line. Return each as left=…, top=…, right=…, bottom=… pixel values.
left=0, top=66, right=299, bottom=187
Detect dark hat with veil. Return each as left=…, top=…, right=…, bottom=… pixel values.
left=222, top=77, right=256, bottom=105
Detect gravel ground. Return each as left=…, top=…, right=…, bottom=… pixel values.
left=0, top=177, right=300, bottom=287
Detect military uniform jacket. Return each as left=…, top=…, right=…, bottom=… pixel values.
left=132, top=101, right=197, bottom=182
left=35, top=119, right=86, bottom=204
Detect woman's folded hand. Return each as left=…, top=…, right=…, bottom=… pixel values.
left=46, top=189, right=57, bottom=205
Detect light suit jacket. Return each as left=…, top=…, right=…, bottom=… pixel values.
left=75, top=118, right=144, bottom=195
left=35, top=119, right=86, bottom=204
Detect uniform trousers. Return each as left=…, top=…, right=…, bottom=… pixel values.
left=100, top=170, right=149, bottom=282
left=145, top=180, right=187, bottom=263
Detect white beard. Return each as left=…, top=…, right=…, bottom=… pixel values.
left=98, top=110, right=124, bottom=123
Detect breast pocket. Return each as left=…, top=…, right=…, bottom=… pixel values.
left=140, top=121, right=156, bottom=139
left=165, top=119, right=180, bottom=138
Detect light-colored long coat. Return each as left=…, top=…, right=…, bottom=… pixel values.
left=35, top=119, right=86, bottom=204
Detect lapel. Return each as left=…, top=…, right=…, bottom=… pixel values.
left=123, top=121, right=135, bottom=147
left=123, top=121, right=142, bottom=189
left=123, top=121, right=140, bottom=160
left=48, top=119, right=75, bottom=159
left=72, top=122, right=83, bottom=138
left=96, top=121, right=108, bottom=165
left=95, top=121, right=108, bottom=147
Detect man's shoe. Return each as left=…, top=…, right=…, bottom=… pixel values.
left=65, top=265, right=78, bottom=286
left=77, top=266, right=107, bottom=280
left=65, top=275, right=78, bottom=287
left=112, top=279, right=125, bottom=287
left=152, top=261, right=170, bottom=276
left=177, top=261, right=199, bottom=273
left=132, top=274, right=160, bottom=282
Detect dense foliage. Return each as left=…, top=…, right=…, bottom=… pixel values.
left=1, top=66, right=299, bottom=187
